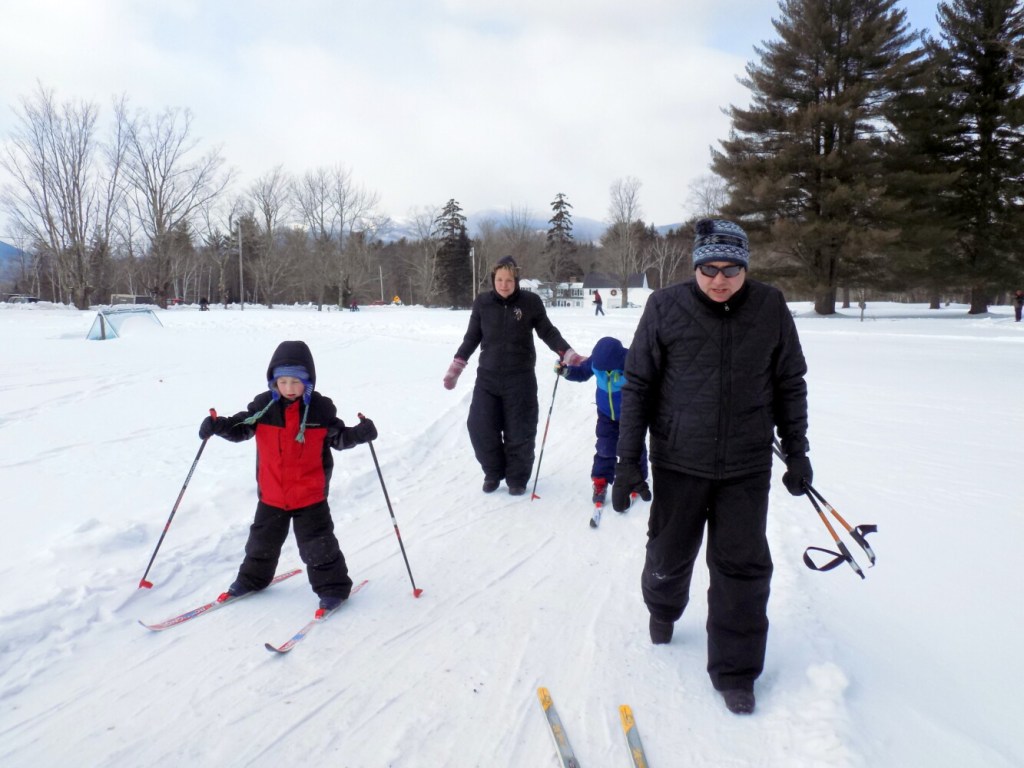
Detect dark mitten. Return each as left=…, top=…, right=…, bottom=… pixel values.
left=199, top=415, right=228, bottom=440
left=354, top=417, right=377, bottom=444
left=612, top=461, right=644, bottom=512
left=783, top=454, right=813, bottom=496
left=638, top=480, right=652, bottom=502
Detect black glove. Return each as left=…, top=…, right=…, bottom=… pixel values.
left=782, top=454, right=813, bottom=496
left=199, top=415, right=228, bottom=440
left=353, top=417, right=377, bottom=444
left=612, top=461, right=644, bottom=512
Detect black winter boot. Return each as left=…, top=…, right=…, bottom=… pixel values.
left=720, top=689, right=756, bottom=715
left=649, top=616, right=673, bottom=644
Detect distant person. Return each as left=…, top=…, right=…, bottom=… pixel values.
left=613, top=218, right=811, bottom=716
left=443, top=255, right=583, bottom=495
left=199, top=297, right=210, bottom=311
left=593, top=289, right=605, bottom=316
left=198, top=340, right=377, bottom=612
left=558, top=336, right=649, bottom=510
left=1015, top=289, right=1023, bottom=322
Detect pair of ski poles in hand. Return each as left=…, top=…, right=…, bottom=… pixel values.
left=138, top=409, right=423, bottom=598
left=773, top=439, right=877, bottom=579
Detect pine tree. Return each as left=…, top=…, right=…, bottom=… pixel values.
left=433, top=199, right=473, bottom=308
left=923, top=0, right=1024, bottom=313
left=712, top=0, right=919, bottom=314
left=544, top=193, right=579, bottom=281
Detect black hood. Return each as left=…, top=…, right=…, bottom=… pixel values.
left=266, top=340, right=316, bottom=389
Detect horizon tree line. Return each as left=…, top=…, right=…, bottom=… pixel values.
left=2, top=0, right=1021, bottom=313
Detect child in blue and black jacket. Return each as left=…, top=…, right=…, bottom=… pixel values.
left=560, top=336, right=650, bottom=506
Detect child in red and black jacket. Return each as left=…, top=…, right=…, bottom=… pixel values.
left=199, top=340, right=376, bottom=612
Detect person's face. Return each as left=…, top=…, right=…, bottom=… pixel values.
left=276, top=376, right=305, bottom=401
left=494, top=267, right=516, bottom=298
left=695, top=261, right=746, bottom=302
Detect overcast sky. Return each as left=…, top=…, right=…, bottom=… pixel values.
left=1, top=0, right=941, bottom=230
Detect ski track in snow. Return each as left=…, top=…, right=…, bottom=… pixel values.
left=1, top=304, right=1022, bottom=767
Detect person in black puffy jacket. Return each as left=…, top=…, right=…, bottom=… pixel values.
left=442, top=255, right=582, bottom=496
left=613, top=219, right=811, bottom=715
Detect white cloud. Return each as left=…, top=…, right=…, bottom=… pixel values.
left=0, top=0, right=936, bottom=231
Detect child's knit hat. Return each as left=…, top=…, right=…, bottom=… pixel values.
left=270, top=364, right=313, bottom=405
left=243, top=341, right=317, bottom=442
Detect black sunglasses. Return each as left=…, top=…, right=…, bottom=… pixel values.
left=697, top=264, right=745, bottom=278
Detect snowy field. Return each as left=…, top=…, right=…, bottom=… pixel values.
left=0, top=297, right=1022, bottom=767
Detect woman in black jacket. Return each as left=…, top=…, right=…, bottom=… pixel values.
left=443, top=256, right=581, bottom=495
left=613, top=219, right=812, bottom=715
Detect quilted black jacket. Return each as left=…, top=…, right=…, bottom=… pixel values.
left=617, top=278, right=808, bottom=479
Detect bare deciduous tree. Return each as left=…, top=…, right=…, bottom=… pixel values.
left=645, top=235, right=688, bottom=290
left=119, top=103, right=231, bottom=308
left=0, top=84, right=126, bottom=307
left=605, top=176, right=647, bottom=306
left=250, top=166, right=295, bottom=306
left=686, top=174, right=729, bottom=219
left=402, top=204, right=442, bottom=305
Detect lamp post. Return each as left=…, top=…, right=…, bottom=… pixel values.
left=237, top=221, right=245, bottom=311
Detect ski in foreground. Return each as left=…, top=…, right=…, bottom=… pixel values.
left=590, top=503, right=602, bottom=528
left=537, top=686, right=581, bottom=767
left=265, top=578, right=369, bottom=654
left=619, top=704, right=650, bottom=768
left=139, top=568, right=303, bottom=631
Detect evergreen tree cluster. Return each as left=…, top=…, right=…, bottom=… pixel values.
left=713, top=0, right=1024, bottom=314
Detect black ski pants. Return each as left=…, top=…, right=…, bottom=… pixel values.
left=236, top=500, right=353, bottom=599
left=467, top=368, right=539, bottom=488
left=641, top=466, right=773, bottom=692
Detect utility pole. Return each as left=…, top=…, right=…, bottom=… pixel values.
left=238, top=221, right=245, bottom=311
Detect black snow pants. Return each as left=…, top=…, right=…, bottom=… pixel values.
left=236, top=500, right=353, bottom=599
left=641, top=466, right=773, bottom=692
left=467, top=367, right=539, bottom=488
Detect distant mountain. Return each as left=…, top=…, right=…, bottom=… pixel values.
left=0, top=240, right=26, bottom=278
left=0, top=239, right=25, bottom=261
left=380, top=210, right=683, bottom=244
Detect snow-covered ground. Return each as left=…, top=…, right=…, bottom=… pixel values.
left=1, top=298, right=1021, bottom=767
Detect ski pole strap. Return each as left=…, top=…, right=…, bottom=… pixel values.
left=803, top=546, right=849, bottom=572
left=803, top=543, right=865, bottom=579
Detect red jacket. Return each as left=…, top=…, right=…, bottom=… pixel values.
left=220, top=391, right=359, bottom=511
left=254, top=397, right=331, bottom=509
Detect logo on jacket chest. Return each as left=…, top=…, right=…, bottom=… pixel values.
left=513, top=307, right=523, bottom=321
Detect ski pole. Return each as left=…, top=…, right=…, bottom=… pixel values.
left=530, top=367, right=561, bottom=501
left=771, top=438, right=876, bottom=576
left=138, top=408, right=217, bottom=589
left=359, top=413, right=423, bottom=598
left=806, top=484, right=877, bottom=566
left=772, top=438, right=877, bottom=566
left=804, top=489, right=865, bottom=578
